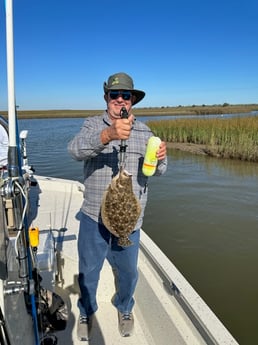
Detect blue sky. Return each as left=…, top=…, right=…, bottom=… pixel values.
left=0, top=0, right=257, bottom=110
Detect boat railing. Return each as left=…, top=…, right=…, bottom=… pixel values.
left=139, top=230, right=239, bottom=345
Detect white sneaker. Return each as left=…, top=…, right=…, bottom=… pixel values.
left=118, top=312, right=134, bottom=337
left=77, top=315, right=93, bottom=341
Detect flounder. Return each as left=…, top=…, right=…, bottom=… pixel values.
left=101, top=169, right=141, bottom=247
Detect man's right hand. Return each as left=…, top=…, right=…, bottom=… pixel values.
left=101, top=114, right=134, bottom=144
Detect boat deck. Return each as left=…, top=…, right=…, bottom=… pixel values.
left=32, top=176, right=238, bottom=345
left=54, top=257, right=204, bottom=345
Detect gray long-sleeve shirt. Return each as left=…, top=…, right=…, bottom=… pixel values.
left=68, top=111, right=167, bottom=229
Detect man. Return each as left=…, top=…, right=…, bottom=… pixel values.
left=68, top=72, right=167, bottom=341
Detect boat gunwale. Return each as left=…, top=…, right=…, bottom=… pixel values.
left=139, top=230, right=239, bottom=345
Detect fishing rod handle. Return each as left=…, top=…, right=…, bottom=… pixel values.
left=120, top=107, right=129, bottom=148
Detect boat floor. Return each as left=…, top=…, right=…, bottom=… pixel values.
left=33, top=176, right=204, bottom=345
left=54, top=260, right=158, bottom=345
left=30, top=176, right=237, bottom=345
left=50, top=256, right=202, bottom=345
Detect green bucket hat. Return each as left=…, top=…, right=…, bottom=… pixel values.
left=103, top=72, right=145, bottom=105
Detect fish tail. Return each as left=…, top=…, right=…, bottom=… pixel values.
left=118, top=237, right=133, bottom=247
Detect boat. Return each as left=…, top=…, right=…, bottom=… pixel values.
left=1, top=173, right=240, bottom=345
left=0, top=1, right=239, bottom=344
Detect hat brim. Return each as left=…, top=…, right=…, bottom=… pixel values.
left=104, top=82, right=145, bottom=105
left=131, top=90, right=145, bottom=105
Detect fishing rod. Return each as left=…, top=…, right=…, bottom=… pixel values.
left=3, top=0, right=40, bottom=343
left=119, top=107, right=128, bottom=170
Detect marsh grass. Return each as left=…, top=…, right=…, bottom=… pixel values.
left=147, top=116, right=258, bottom=162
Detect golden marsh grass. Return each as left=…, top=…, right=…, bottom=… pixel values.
left=147, top=116, right=258, bottom=162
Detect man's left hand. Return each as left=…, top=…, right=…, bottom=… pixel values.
left=156, top=141, right=167, bottom=161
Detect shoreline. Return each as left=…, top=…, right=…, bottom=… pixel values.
left=166, top=142, right=221, bottom=158
left=0, top=104, right=258, bottom=119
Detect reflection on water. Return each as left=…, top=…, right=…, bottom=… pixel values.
left=19, top=118, right=258, bottom=344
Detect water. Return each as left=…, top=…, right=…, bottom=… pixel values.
left=143, top=151, right=258, bottom=345
left=19, top=117, right=258, bottom=344
left=19, top=118, right=84, bottom=180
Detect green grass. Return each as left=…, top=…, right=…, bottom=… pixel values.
left=147, top=116, right=258, bottom=162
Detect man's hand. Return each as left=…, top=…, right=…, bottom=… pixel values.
left=156, top=141, right=167, bottom=161
left=101, top=114, right=134, bottom=144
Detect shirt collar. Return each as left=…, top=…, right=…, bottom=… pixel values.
left=103, top=110, right=112, bottom=126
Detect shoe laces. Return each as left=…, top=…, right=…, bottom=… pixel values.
left=79, top=315, right=89, bottom=324
left=122, top=313, right=132, bottom=321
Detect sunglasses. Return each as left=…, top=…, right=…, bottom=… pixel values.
left=108, top=90, right=132, bottom=101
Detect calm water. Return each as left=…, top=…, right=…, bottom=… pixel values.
left=19, top=117, right=258, bottom=345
